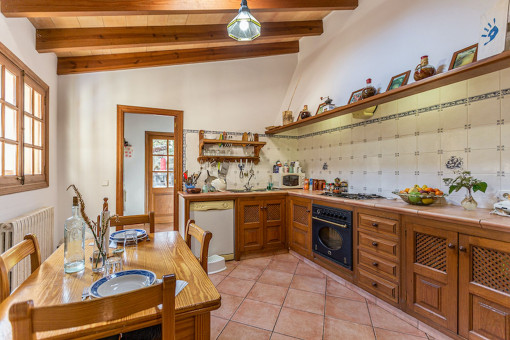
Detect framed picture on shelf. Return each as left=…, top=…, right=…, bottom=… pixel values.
left=386, top=70, right=411, bottom=92
left=348, top=88, right=364, bottom=104
left=449, top=44, right=478, bottom=70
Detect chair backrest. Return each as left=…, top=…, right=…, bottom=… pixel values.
left=9, top=274, right=176, bottom=340
left=0, top=234, right=41, bottom=303
left=109, top=212, right=155, bottom=233
left=185, top=220, right=212, bottom=273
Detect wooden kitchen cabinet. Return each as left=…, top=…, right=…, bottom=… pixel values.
left=237, top=197, right=286, bottom=257
left=288, top=196, right=312, bottom=259
left=405, top=221, right=458, bottom=333
left=459, top=235, right=510, bottom=340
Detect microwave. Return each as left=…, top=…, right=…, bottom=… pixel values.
left=273, top=173, right=305, bottom=189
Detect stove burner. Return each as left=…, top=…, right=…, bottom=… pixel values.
left=321, top=192, right=385, bottom=200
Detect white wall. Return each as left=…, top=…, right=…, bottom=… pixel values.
left=123, top=113, right=174, bottom=215
left=277, top=0, right=499, bottom=122
left=57, top=54, right=297, bottom=226
left=0, top=14, right=59, bottom=245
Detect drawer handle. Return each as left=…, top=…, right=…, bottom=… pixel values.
left=372, top=262, right=379, bottom=267
left=372, top=241, right=378, bottom=247
left=459, top=246, right=467, bottom=252
left=372, top=282, right=378, bottom=287
left=372, top=223, right=378, bottom=227
left=447, top=243, right=455, bottom=249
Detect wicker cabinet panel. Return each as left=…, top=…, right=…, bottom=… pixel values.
left=472, top=246, right=510, bottom=294
left=293, top=204, right=309, bottom=226
left=415, top=232, right=447, bottom=273
left=243, top=205, right=261, bottom=224
left=266, top=203, right=281, bottom=222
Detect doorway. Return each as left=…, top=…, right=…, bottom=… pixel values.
left=116, top=105, right=183, bottom=231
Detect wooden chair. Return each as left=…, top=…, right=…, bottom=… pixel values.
left=9, top=274, right=176, bottom=340
left=185, top=220, right=212, bottom=273
left=110, top=212, right=155, bottom=233
left=0, top=234, right=41, bottom=303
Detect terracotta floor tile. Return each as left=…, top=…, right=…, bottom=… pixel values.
left=217, top=277, right=256, bottom=298
left=209, top=274, right=226, bottom=287
left=247, top=282, right=288, bottom=306
left=211, top=293, right=244, bottom=319
left=290, top=274, right=326, bottom=294
left=222, top=261, right=239, bottom=275
left=324, top=317, right=375, bottom=340
left=229, top=264, right=264, bottom=281
left=368, top=304, right=426, bottom=337
left=232, top=299, right=281, bottom=331
left=273, top=307, right=324, bottom=340
left=325, top=295, right=371, bottom=325
left=211, top=316, right=229, bottom=340
left=270, top=333, right=299, bottom=340
left=266, top=259, right=299, bottom=274
left=326, top=277, right=366, bottom=302
left=240, top=256, right=273, bottom=269
left=283, top=288, right=325, bottom=315
left=272, top=253, right=299, bottom=264
left=258, top=269, right=294, bottom=288
left=375, top=328, right=427, bottom=339
left=294, top=262, right=326, bottom=278
left=217, top=321, right=271, bottom=340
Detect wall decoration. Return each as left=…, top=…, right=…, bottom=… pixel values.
left=348, top=88, right=364, bottom=104
left=386, top=71, right=411, bottom=92
left=316, top=96, right=336, bottom=115
left=414, top=55, right=437, bottom=81
left=478, top=0, right=509, bottom=59
left=449, top=44, right=478, bottom=70
left=124, top=139, right=133, bottom=158
left=282, top=110, right=293, bottom=125
left=445, top=156, right=464, bottom=170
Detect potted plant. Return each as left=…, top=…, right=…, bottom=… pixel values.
left=443, top=171, right=487, bottom=210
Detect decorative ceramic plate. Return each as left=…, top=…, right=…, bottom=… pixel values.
left=89, top=269, right=156, bottom=298
left=110, top=229, right=147, bottom=242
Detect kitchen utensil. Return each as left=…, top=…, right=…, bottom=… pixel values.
left=393, top=191, right=444, bottom=206
left=110, top=229, right=147, bottom=242
left=211, top=178, right=227, bottom=191
left=205, top=170, right=217, bottom=185
left=89, top=269, right=157, bottom=298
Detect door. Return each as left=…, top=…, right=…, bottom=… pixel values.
left=263, top=199, right=286, bottom=248
left=288, top=197, right=312, bottom=258
left=238, top=199, right=264, bottom=252
left=406, top=222, right=458, bottom=332
left=146, top=132, right=174, bottom=225
left=459, top=235, right=510, bottom=339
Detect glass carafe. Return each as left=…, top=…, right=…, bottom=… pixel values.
left=64, top=197, right=85, bottom=273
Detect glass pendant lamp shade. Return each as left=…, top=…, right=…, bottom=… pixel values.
left=227, top=0, right=261, bottom=41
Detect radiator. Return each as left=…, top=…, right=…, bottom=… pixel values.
left=0, top=207, right=54, bottom=291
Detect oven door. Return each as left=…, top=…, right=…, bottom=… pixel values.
left=312, top=218, right=352, bottom=270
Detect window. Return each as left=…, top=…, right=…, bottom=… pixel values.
left=0, top=43, right=49, bottom=195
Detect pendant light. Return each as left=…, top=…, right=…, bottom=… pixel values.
left=227, top=0, right=261, bottom=41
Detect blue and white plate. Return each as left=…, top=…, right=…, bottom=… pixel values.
left=110, top=229, right=147, bottom=242
left=89, top=269, right=156, bottom=298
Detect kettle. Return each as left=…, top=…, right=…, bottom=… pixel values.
left=211, top=178, right=227, bottom=192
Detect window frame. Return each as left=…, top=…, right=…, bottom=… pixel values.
left=0, top=42, right=49, bottom=196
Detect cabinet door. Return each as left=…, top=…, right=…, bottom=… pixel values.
left=459, top=235, right=510, bottom=340
left=406, top=222, right=458, bottom=332
left=289, top=197, right=311, bottom=258
left=263, top=199, right=286, bottom=248
left=238, top=199, right=264, bottom=252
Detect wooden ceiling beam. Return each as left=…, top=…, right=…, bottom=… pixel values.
left=57, top=41, right=300, bottom=75
left=37, top=21, right=323, bottom=53
left=2, top=0, right=357, bottom=17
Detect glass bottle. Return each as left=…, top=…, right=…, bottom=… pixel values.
left=362, top=78, right=377, bottom=99
left=64, top=196, right=85, bottom=273
left=414, top=55, right=436, bottom=81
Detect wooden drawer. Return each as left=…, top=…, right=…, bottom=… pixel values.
left=358, top=231, right=399, bottom=261
left=358, top=213, right=399, bottom=237
left=358, top=249, right=399, bottom=281
left=358, top=268, right=399, bottom=303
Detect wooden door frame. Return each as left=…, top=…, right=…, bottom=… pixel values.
left=116, top=105, right=183, bottom=231
left=145, top=131, right=175, bottom=220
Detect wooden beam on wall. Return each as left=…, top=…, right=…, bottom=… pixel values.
left=37, top=21, right=323, bottom=53
left=2, top=0, right=358, bottom=17
left=57, top=41, right=300, bottom=75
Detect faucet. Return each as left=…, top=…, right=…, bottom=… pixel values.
left=244, top=173, right=255, bottom=191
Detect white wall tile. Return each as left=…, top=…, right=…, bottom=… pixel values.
left=468, top=125, right=500, bottom=150
left=417, top=110, right=441, bottom=133
left=440, top=81, right=468, bottom=103
left=417, top=132, right=441, bottom=153
left=468, top=149, right=500, bottom=174
left=398, top=154, right=417, bottom=173
left=418, top=89, right=441, bottom=107
left=381, top=154, right=397, bottom=171
left=468, top=71, right=500, bottom=97
left=398, top=135, right=418, bottom=154
left=501, top=68, right=510, bottom=90
left=398, top=95, right=418, bottom=112
left=417, top=152, right=441, bottom=174
left=380, top=138, right=398, bottom=155
left=397, top=115, right=417, bottom=136
left=468, top=98, right=501, bottom=127
left=441, top=128, right=468, bottom=152
left=376, top=100, right=398, bottom=117
left=441, top=105, right=468, bottom=130
left=380, top=120, right=398, bottom=139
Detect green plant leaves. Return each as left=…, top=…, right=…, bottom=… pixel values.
left=473, top=182, right=488, bottom=193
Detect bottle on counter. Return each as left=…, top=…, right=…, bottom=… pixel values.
left=362, top=78, right=377, bottom=99
left=64, top=196, right=86, bottom=273
left=304, top=178, right=309, bottom=190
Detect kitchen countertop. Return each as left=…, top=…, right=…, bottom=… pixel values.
left=178, top=189, right=510, bottom=233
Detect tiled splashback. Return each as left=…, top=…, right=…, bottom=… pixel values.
left=295, top=70, right=510, bottom=208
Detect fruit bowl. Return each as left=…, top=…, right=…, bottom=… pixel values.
left=392, top=191, right=444, bottom=206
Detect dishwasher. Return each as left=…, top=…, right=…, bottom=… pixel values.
left=188, top=200, right=235, bottom=274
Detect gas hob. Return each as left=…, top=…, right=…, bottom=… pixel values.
left=320, top=192, right=385, bottom=200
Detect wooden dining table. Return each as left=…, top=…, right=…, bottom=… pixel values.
left=0, top=231, right=221, bottom=339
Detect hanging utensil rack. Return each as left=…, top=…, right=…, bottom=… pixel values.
left=197, top=130, right=266, bottom=164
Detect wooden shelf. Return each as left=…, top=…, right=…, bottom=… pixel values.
left=197, top=156, right=261, bottom=164
left=198, top=130, right=266, bottom=164
left=266, top=50, right=510, bottom=135
left=199, top=139, right=266, bottom=148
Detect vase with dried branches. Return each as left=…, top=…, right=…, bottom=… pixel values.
left=67, top=185, right=118, bottom=272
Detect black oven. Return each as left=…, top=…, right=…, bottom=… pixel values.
left=312, top=204, right=353, bottom=270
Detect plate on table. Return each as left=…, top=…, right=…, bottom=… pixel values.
left=89, top=269, right=156, bottom=298
left=110, top=229, right=147, bottom=242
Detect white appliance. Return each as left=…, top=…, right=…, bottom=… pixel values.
left=273, top=172, right=306, bottom=189
left=188, top=200, right=235, bottom=274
